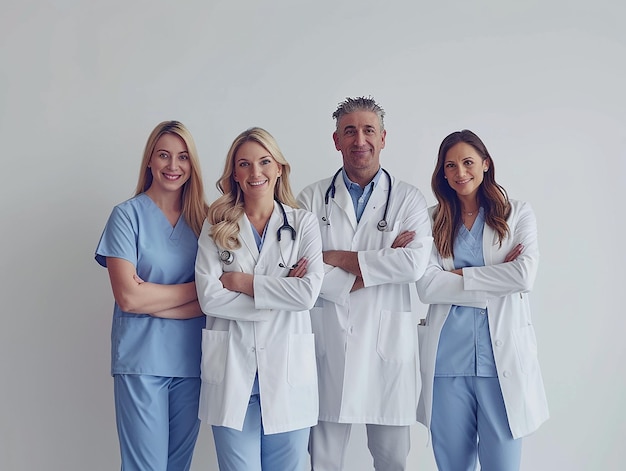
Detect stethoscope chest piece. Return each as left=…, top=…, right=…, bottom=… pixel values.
left=377, top=219, right=388, bottom=231
left=219, top=250, right=234, bottom=265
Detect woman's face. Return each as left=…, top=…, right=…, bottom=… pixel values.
left=443, top=142, right=489, bottom=199
left=233, top=141, right=282, bottom=200
left=147, top=133, right=191, bottom=195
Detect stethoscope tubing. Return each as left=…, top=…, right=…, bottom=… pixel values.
left=218, top=199, right=297, bottom=267
left=323, top=167, right=392, bottom=232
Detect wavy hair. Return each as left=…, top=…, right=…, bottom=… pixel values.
left=431, top=129, right=511, bottom=258
left=207, top=127, right=298, bottom=249
left=134, top=120, right=208, bottom=237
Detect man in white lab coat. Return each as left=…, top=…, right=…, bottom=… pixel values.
left=297, top=96, right=433, bottom=471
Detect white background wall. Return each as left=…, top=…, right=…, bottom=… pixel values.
left=1, top=1, right=624, bottom=469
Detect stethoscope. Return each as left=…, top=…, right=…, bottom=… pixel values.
left=323, top=167, right=392, bottom=231
left=219, top=199, right=298, bottom=269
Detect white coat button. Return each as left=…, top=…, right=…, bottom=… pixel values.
left=251, top=347, right=256, bottom=352
left=503, top=370, right=511, bottom=378
left=495, top=340, right=503, bottom=347
left=348, top=326, right=354, bottom=334
left=480, top=310, right=486, bottom=315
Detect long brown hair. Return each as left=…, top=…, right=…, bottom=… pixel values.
left=431, top=130, right=510, bottom=258
left=134, top=120, right=208, bottom=237
left=207, top=127, right=298, bottom=249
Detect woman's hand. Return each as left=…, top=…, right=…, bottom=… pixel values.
left=391, top=230, right=416, bottom=248
left=504, top=243, right=524, bottom=262
left=220, top=272, right=254, bottom=296
left=288, top=257, right=308, bottom=278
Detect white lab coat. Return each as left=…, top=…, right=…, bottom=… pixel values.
left=416, top=200, right=549, bottom=439
left=297, top=172, right=433, bottom=425
left=195, top=202, right=323, bottom=434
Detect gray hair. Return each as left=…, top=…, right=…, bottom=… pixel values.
left=332, top=96, right=386, bottom=131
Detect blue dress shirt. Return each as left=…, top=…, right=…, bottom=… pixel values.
left=342, top=168, right=383, bottom=222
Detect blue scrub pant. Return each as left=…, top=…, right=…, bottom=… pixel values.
left=309, top=420, right=411, bottom=471
left=211, top=394, right=310, bottom=471
left=431, top=376, right=522, bottom=471
left=114, top=374, right=201, bottom=471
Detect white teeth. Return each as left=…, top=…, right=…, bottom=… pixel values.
left=249, top=180, right=267, bottom=186
left=164, top=174, right=180, bottom=180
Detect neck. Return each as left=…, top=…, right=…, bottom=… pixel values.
left=458, top=195, right=479, bottom=214
left=145, top=187, right=182, bottom=212
left=244, top=196, right=274, bottom=221
left=345, top=167, right=379, bottom=188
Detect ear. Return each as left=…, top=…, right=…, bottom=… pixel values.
left=333, top=131, right=341, bottom=151
left=380, top=129, right=387, bottom=149
left=482, top=158, right=490, bottom=173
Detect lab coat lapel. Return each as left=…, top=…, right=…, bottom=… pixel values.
left=257, top=202, right=284, bottom=268
left=482, top=222, right=497, bottom=266
left=333, top=179, right=358, bottom=231
left=357, top=174, right=389, bottom=230
left=238, top=214, right=260, bottom=270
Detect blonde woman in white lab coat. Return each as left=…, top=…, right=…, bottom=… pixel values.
left=195, top=127, right=323, bottom=471
left=416, top=130, right=549, bottom=471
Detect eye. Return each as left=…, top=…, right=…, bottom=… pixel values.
left=445, top=162, right=455, bottom=168
left=365, top=128, right=375, bottom=135
left=464, top=160, right=473, bottom=166
left=179, top=154, right=189, bottom=161
left=238, top=161, right=249, bottom=167
left=261, top=158, right=273, bottom=165
left=345, top=129, right=355, bottom=136
left=158, top=152, right=169, bottom=159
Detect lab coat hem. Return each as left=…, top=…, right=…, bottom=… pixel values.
left=318, top=415, right=417, bottom=426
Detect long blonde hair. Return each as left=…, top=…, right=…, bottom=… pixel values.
left=135, top=120, right=208, bottom=236
left=208, top=127, right=298, bottom=249
left=431, top=130, right=510, bottom=259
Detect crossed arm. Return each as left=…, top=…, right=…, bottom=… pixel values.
left=323, top=230, right=417, bottom=292
left=106, top=257, right=203, bottom=319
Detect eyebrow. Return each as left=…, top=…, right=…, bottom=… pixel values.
left=155, top=149, right=188, bottom=154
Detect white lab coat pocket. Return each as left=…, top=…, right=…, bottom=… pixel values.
left=378, top=221, right=401, bottom=247
left=377, top=310, right=416, bottom=362
left=287, top=333, right=317, bottom=387
left=201, top=329, right=229, bottom=385
left=513, top=323, right=539, bottom=374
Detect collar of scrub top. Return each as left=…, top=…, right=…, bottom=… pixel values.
left=323, top=167, right=392, bottom=231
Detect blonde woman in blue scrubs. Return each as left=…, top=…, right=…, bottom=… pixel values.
left=416, top=130, right=549, bottom=471
left=195, top=127, right=323, bottom=471
left=95, top=121, right=208, bottom=470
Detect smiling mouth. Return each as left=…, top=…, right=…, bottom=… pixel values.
left=163, top=173, right=182, bottom=180
left=249, top=179, right=268, bottom=186
left=456, top=178, right=472, bottom=184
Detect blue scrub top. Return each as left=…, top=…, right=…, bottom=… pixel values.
left=95, top=193, right=205, bottom=377
left=435, top=208, right=497, bottom=377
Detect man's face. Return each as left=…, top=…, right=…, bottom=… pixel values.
left=333, top=110, right=386, bottom=182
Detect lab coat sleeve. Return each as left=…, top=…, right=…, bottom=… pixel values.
left=463, top=201, right=539, bottom=296
left=359, top=186, right=434, bottom=287
left=195, top=220, right=273, bottom=322
left=254, top=211, right=324, bottom=311
left=416, top=243, right=489, bottom=308
left=297, top=184, right=356, bottom=306
left=317, top=265, right=356, bottom=306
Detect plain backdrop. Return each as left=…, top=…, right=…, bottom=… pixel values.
left=1, top=1, right=624, bottom=470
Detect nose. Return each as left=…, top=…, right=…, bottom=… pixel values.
left=166, top=157, right=179, bottom=170
left=354, top=131, right=366, bottom=146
